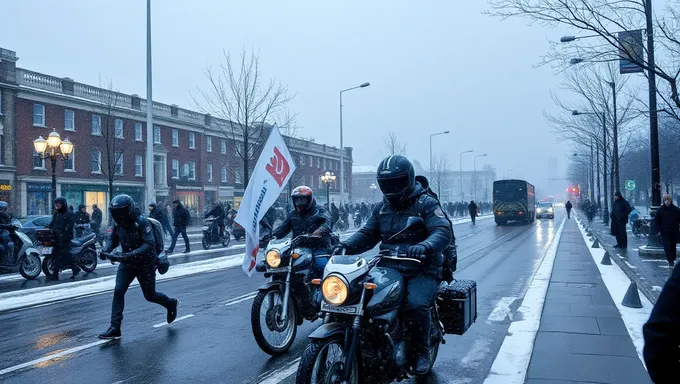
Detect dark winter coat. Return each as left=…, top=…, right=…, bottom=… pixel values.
left=205, top=204, right=225, bottom=221
left=565, top=201, right=573, bottom=211
left=91, top=207, right=103, bottom=227
left=272, top=200, right=333, bottom=251
left=611, top=198, right=632, bottom=222
left=103, top=209, right=156, bottom=264
left=643, top=263, right=680, bottom=383
left=655, top=203, right=680, bottom=237
left=342, top=183, right=452, bottom=278
left=149, top=203, right=172, bottom=233
left=172, top=202, right=191, bottom=229
left=468, top=202, right=478, bottom=216
left=48, top=206, right=75, bottom=244
left=74, top=210, right=90, bottom=225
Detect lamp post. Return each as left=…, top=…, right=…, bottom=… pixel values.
left=429, top=131, right=450, bottom=177
left=459, top=150, right=473, bottom=201
left=320, top=171, right=336, bottom=206
left=473, top=154, right=487, bottom=201
left=339, top=82, right=370, bottom=207
left=369, top=183, right=377, bottom=203
left=573, top=110, right=608, bottom=224
left=573, top=151, right=594, bottom=201
left=145, top=0, right=155, bottom=207
left=33, top=129, right=74, bottom=204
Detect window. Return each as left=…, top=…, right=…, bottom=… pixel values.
left=309, top=155, right=313, bottom=166
left=154, top=155, right=166, bottom=185
left=114, top=119, right=124, bottom=138
left=300, top=155, right=306, bottom=166
left=91, top=114, right=101, bottom=135
left=207, top=163, right=213, bottom=182
left=221, top=166, right=227, bottom=183
left=171, top=159, right=179, bottom=179
left=135, top=122, right=143, bottom=141
left=189, top=132, right=196, bottom=149
left=64, top=149, right=74, bottom=171
left=188, top=161, right=196, bottom=180
left=64, top=110, right=75, bottom=131
left=135, top=155, right=143, bottom=176
left=115, top=152, right=123, bottom=175
left=91, top=150, right=101, bottom=173
left=33, top=104, right=45, bottom=126
left=153, top=126, right=161, bottom=144
left=33, top=150, right=45, bottom=169
left=221, top=139, right=227, bottom=154
left=172, top=129, right=179, bottom=147
left=206, top=137, right=212, bottom=152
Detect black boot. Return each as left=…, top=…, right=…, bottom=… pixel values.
left=98, top=326, right=121, bottom=340
left=167, top=298, right=179, bottom=324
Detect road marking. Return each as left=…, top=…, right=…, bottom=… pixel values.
left=225, top=292, right=258, bottom=307
left=256, top=357, right=301, bottom=384
left=221, top=291, right=258, bottom=304
left=652, top=285, right=662, bottom=292
left=484, top=217, right=566, bottom=384
left=459, top=233, right=476, bottom=240
left=0, top=339, right=110, bottom=376
left=486, top=296, right=518, bottom=323
left=152, top=314, right=195, bottom=328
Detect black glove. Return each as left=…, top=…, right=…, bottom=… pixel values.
left=332, top=243, right=347, bottom=255
left=99, top=252, right=108, bottom=261
left=406, top=244, right=428, bottom=261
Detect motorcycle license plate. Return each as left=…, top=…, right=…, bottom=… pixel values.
left=41, top=247, right=53, bottom=255
left=267, top=267, right=288, bottom=274
left=202, top=227, right=209, bottom=231
left=321, top=302, right=361, bottom=315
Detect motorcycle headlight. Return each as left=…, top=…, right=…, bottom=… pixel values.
left=322, top=275, right=348, bottom=305
left=266, top=250, right=281, bottom=268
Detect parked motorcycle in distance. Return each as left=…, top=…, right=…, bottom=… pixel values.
left=0, top=221, right=42, bottom=280
left=202, top=217, right=230, bottom=250
left=632, top=218, right=650, bottom=237
left=335, top=217, right=349, bottom=232
left=35, top=229, right=98, bottom=278
left=353, top=210, right=362, bottom=228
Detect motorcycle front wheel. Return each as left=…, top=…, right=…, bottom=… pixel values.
left=221, top=232, right=231, bottom=247
left=41, top=256, right=59, bottom=278
left=80, top=249, right=98, bottom=273
left=251, top=288, right=297, bottom=355
left=20, top=253, right=41, bottom=280
left=296, top=335, right=359, bottom=384
left=202, top=235, right=212, bottom=250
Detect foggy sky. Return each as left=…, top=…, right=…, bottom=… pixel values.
left=2, top=0, right=570, bottom=192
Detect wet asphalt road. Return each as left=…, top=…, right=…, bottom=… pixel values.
left=0, top=214, right=564, bottom=384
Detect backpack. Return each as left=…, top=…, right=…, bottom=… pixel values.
left=144, top=216, right=170, bottom=274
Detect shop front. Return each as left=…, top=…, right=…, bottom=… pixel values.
left=26, top=182, right=52, bottom=216
left=174, top=185, right=203, bottom=226
left=0, top=179, right=12, bottom=208
left=61, top=184, right=108, bottom=212
left=113, top=186, right=144, bottom=207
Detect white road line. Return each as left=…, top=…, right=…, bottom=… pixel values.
left=152, top=314, right=195, bottom=328
left=225, top=292, right=258, bottom=307
left=221, top=291, right=258, bottom=304
left=0, top=339, right=110, bottom=376
left=458, top=233, right=476, bottom=240
left=483, top=217, right=566, bottom=384
left=256, top=357, right=301, bottom=384
left=486, top=296, right=518, bottom=323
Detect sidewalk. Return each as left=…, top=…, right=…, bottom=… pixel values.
left=525, top=219, right=651, bottom=384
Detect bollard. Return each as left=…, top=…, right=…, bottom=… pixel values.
left=600, top=251, right=612, bottom=265
left=622, top=281, right=643, bottom=308
left=586, top=228, right=593, bottom=236
left=591, top=238, right=600, bottom=248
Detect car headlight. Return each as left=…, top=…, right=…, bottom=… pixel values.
left=265, top=250, right=281, bottom=268
left=537, top=209, right=542, bottom=213
left=322, top=275, right=348, bottom=305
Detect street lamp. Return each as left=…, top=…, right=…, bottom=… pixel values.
left=33, top=129, right=74, bottom=204
left=473, top=154, right=487, bottom=201
left=572, top=151, right=594, bottom=202
left=320, top=171, right=337, bottom=206
left=459, top=150, right=473, bottom=201
left=339, top=82, right=370, bottom=206
left=573, top=110, right=608, bottom=224
left=369, top=183, right=378, bottom=203
left=429, top=131, right=450, bottom=176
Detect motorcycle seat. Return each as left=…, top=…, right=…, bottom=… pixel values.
left=71, top=233, right=96, bottom=247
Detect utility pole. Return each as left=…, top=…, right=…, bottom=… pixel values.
left=144, top=0, right=155, bottom=207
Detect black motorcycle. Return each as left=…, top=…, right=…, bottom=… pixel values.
left=632, top=218, right=650, bottom=237
left=353, top=210, right=362, bottom=228
left=335, top=216, right=349, bottom=232
left=251, top=234, right=329, bottom=355
left=202, top=217, right=230, bottom=250
left=36, top=229, right=98, bottom=278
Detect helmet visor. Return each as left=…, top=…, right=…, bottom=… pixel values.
left=110, top=207, right=131, bottom=224
left=293, top=196, right=310, bottom=209
left=377, top=174, right=411, bottom=196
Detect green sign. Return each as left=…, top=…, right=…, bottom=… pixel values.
left=625, top=180, right=636, bottom=191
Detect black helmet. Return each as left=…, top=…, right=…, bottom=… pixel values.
left=376, top=155, right=415, bottom=208
left=291, top=186, right=314, bottom=214
left=110, top=194, right=136, bottom=226
left=78, top=204, right=87, bottom=210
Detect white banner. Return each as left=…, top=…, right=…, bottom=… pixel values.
left=236, top=126, right=296, bottom=276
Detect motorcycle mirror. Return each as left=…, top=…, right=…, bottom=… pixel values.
left=387, top=216, right=425, bottom=243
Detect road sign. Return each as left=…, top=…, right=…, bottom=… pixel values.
left=625, top=180, right=636, bottom=191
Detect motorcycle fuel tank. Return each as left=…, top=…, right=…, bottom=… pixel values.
left=365, top=267, right=404, bottom=317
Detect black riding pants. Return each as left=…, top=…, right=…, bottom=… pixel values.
left=404, top=275, right=438, bottom=351
left=110, top=261, right=172, bottom=329
left=661, top=233, right=679, bottom=264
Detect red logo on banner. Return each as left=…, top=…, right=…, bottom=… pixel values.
left=266, top=147, right=291, bottom=187
left=248, top=247, right=258, bottom=272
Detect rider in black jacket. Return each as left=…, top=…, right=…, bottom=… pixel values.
left=98, top=194, right=179, bottom=340
left=334, top=155, right=452, bottom=375
left=47, top=197, right=79, bottom=280
left=74, top=204, right=90, bottom=237
left=205, top=200, right=226, bottom=237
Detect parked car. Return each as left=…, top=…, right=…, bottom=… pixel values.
left=19, top=215, right=52, bottom=242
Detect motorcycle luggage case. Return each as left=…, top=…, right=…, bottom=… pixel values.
left=438, top=279, right=477, bottom=335
left=35, top=229, right=55, bottom=245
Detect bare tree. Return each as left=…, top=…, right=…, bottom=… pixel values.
left=196, top=49, right=293, bottom=186
left=93, top=80, right=124, bottom=205
left=382, top=132, right=407, bottom=156
left=430, top=153, right=451, bottom=199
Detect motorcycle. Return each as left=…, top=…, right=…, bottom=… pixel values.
left=202, top=217, right=231, bottom=250
left=353, top=211, right=362, bottom=228
left=632, top=218, right=650, bottom=237
left=74, top=223, right=92, bottom=238
left=36, top=229, right=98, bottom=278
left=335, top=216, right=349, bottom=232
left=0, top=222, right=42, bottom=280
left=251, top=234, right=330, bottom=355
left=295, top=217, right=445, bottom=383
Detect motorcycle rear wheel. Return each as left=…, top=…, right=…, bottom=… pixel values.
left=20, top=254, right=41, bottom=280
left=41, top=256, right=58, bottom=278
left=221, top=233, right=231, bottom=247
left=80, top=249, right=98, bottom=273
left=202, top=236, right=212, bottom=250
left=296, top=335, right=359, bottom=384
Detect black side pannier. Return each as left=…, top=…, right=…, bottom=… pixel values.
left=437, top=279, right=477, bottom=335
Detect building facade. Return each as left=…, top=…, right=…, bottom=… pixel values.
left=0, top=47, right=352, bottom=221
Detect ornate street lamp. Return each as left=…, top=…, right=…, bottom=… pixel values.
left=34, top=129, right=74, bottom=204
left=369, top=183, right=378, bottom=203
left=320, top=171, right=337, bottom=206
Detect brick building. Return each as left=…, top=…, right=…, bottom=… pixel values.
left=0, top=47, right=352, bottom=222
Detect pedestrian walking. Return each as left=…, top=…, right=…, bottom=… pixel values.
left=610, top=191, right=632, bottom=249
left=565, top=200, right=573, bottom=219
left=148, top=202, right=172, bottom=238
left=98, top=195, right=179, bottom=340
left=468, top=200, right=478, bottom=225
left=91, top=204, right=103, bottom=245
left=167, top=200, right=191, bottom=254
left=655, top=194, right=680, bottom=268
